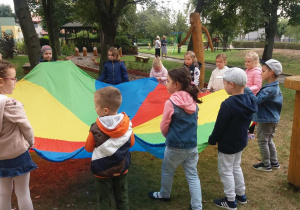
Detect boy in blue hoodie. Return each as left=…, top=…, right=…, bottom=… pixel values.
left=208, top=68, right=257, bottom=210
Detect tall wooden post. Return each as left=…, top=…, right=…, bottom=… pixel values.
left=284, top=75, right=300, bottom=187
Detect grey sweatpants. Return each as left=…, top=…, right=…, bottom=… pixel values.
left=257, top=122, right=279, bottom=165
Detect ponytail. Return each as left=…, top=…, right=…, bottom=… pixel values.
left=168, top=67, right=202, bottom=104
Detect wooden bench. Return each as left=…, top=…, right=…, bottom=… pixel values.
left=22, top=63, right=32, bottom=74
left=134, top=55, right=150, bottom=63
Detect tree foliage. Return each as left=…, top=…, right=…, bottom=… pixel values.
left=0, top=4, right=15, bottom=17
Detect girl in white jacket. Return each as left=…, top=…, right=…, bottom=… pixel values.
left=0, top=61, right=36, bottom=210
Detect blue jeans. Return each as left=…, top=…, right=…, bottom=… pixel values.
left=160, top=146, right=202, bottom=210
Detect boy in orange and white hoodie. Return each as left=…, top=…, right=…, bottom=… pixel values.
left=85, top=86, right=135, bottom=210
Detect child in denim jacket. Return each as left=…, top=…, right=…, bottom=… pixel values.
left=148, top=67, right=203, bottom=210
left=246, top=59, right=283, bottom=172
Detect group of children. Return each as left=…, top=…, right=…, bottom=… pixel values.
left=0, top=45, right=283, bottom=210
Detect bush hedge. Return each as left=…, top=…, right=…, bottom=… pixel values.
left=0, top=32, right=15, bottom=59
left=232, top=41, right=300, bottom=50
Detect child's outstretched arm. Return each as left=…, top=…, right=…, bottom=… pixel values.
left=193, top=67, right=200, bottom=86
left=120, top=62, right=129, bottom=82
left=207, top=69, right=216, bottom=89
left=249, top=71, right=262, bottom=94
left=85, top=131, right=95, bottom=152
left=5, top=100, right=34, bottom=147
left=160, top=66, right=168, bottom=82
left=245, top=86, right=270, bottom=105
left=208, top=102, right=230, bottom=145
left=160, top=100, right=174, bottom=137
left=97, top=65, right=107, bottom=81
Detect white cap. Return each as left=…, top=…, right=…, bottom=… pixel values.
left=260, top=59, right=282, bottom=76
left=223, top=67, right=247, bottom=86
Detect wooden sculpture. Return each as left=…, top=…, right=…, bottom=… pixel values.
left=74, top=47, right=79, bottom=56
left=178, top=12, right=214, bottom=88
left=82, top=47, right=87, bottom=56
left=93, top=47, right=98, bottom=56
left=284, top=75, right=300, bottom=187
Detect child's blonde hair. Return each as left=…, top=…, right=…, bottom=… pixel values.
left=94, top=86, right=122, bottom=113
left=245, top=51, right=261, bottom=68
left=108, top=47, right=120, bottom=62
left=216, top=53, right=227, bottom=62
left=185, top=51, right=199, bottom=67
left=152, top=57, right=162, bottom=68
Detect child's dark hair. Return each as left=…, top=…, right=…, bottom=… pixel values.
left=108, top=47, right=121, bottom=62
left=0, top=61, right=14, bottom=78
left=168, top=67, right=202, bottom=104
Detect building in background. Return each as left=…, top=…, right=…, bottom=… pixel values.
left=236, top=28, right=294, bottom=42
left=0, top=17, right=22, bottom=39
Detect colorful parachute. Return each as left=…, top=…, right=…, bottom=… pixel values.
left=10, top=61, right=228, bottom=162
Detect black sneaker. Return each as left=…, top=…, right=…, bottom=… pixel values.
left=271, top=162, right=280, bottom=169
left=253, top=162, right=272, bottom=172
left=214, top=197, right=237, bottom=210
left=235, top=194, right=247, bottom=204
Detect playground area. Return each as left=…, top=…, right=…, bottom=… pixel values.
left=4, top=50, right=299, bottom=209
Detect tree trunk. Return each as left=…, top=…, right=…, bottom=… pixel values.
left=14, top=0, right=40, bottom=68
left=95, top=0, right=124, bottom=75
left=262, top=0, right=279, bottom=61
left=177, top=33, right=182, bottom=53
left=42, top=0, right=61, bottom=60
left=222, top=34, right=228, bottom=52
left=97, top=18, right=117, bottom=74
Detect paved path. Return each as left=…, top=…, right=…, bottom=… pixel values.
left=138, top=52, right=288, bottom=84
left=137, top=52, right=216, bottom=70
left=68, top=52, right=288, bottom=84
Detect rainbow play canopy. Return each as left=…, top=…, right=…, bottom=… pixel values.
left=11, top=61, right=228, bottom=162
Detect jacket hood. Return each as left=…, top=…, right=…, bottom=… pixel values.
left=96, top=112, right=130, bottom=138
left=185, top=62, right=202, bottom=70
left=170, top=91, right=197, bottom=114
left=246, top=66, right=261, bottom=72
left=224, top=94, right=257, bottom=121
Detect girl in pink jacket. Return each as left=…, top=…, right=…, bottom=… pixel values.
left=150, top=57, right=168, bottom=85
left=245, top=52, right=262, bottom=95
left=245, top=52, right=262, bottom=139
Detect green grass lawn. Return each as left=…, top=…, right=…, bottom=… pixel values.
left=139, top=46, right=300, bottom=75
left=3, top=54, right=300, bottom=209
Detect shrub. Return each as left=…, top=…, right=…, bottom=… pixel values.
left=232, top=41, right=300, bottom=50
left=40, top=37, right=49, bottom=47
left=0, top=32, right=15, bottom=59
left=16, top=39, right=27, bottom=54
left=115, top=35, right=135, bottom=54
left=61, top=40, right=76, bottom=56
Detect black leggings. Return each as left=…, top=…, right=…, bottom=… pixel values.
left=248, top=124, right=256, bottom=134
left=155, top=48, right=160, bottom=57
